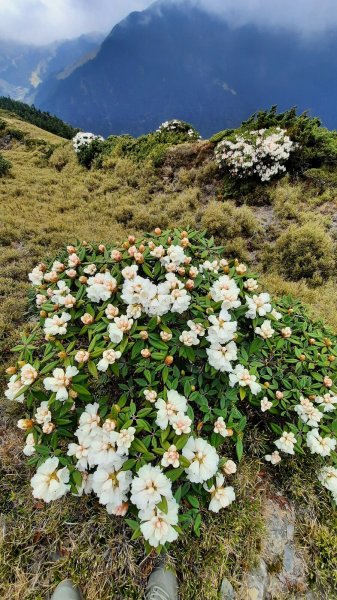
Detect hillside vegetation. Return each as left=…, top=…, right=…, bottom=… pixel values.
left=1, top=108, right=337, bottom=599
left=0, top=97, right=78, bottom=139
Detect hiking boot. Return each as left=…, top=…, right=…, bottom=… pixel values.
left=50, top=579, right=83, bottom=600
left=145, top=566, right=178, bottom=600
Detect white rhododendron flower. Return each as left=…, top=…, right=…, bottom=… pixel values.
left=139, top=497, right=179, bottom=547
left=86, top=273, right=117, bottom=303
left=171, top=412, right=192, bottom=435
left=182, top=437, right=219, bottom=483
left=223, top=460, right=237, bottom=475
left=245, top=293, right=272, bottom=319
left=108, top=315, right=133, bottom=344
left=31, top=457, right=70, bottom=502
left=294, top=396, right=323, bottom=427
left=144, top=389, right=157, bottom=403
left=83, top=263, right=97, bottom=275
left=179, top=330, right=200, bottom=346
left=20, top=364, right=38, bottom=386
left=271, top=308, right=282, bottom=320
left=97, top=349, right=122, bottom=372
left=131, top=465, right=172, bottom=510
left=209, top=275, right=241, bottom=309
left=4, top=375, right=25, bottom=403
left=44, top=312, right=71, bottom=336
left=261, top=397, right=273, bottom=412
left=35, top=401, right=52, bottom=425
left=161, top=445, right=180, bottom=468
left=275, top=431, right=297, bottom=455
left=229, top=365, right=262, bottom=395
left=265, top=451, right=281, bottom=465
left=89, top=429, right=126, bottom=468
left=92, top=464, right=132, bottom=507
left=160, top=245, right=186, bottom=269
left=255, top=320, right=275, bottom=339
left=187, top=320, right=205, bottom=337
left=155, top=390, right=188, bottom=429
left=318, top=466, right=337, bottom=499
left=207, top=341, right=237, bottom=372
left=281, top=327, right=292, bottom=338
left=29, top=265, right=44, bottom=285
left=117, top=427, right=136, bottom=451
left=208, top=475, right=235, bottom=513
left=43, top=366, right=78, bottom=401
left=244, top=278, right=258, bottom=292
left=213, top=416, right=228, bottom=437
left=206, top=313, right=237, bottom=345
left=306, top=430, right=336, bottom=457
left=23, top=433, right=36, bottom=456
left=315, top=393, right=337, bottom=413
left=77, top=403, right=101, bottom=434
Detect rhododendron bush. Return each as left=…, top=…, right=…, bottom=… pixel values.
left=156, top=119, right=201, bottom=140
left=72, top=131, right=104, bottom=153
left=215, top=127, right=295, bottom=182
left=6, top=229, right=337, bottom=551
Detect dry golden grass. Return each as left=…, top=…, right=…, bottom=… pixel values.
left=1, top=111, right=337, bottom=598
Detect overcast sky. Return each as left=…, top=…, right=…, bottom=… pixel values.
left=0, top=0, right=335, bottom=45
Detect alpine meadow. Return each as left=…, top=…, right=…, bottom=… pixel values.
left=1, top=101, right=337, bottom=600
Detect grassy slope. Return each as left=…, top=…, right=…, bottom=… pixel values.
left=0, top=111, right=337, bottom=599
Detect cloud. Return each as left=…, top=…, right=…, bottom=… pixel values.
left=0, top=0, right=335, bottom=45
left=0, top=0, right=153, bottom=45
left=194, top=0, right=337, bottom=35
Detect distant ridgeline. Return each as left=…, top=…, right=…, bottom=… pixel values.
left=0, top=97, right=78, bottom=139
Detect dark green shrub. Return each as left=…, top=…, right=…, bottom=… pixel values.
left=0, top=152, right=12, bottom=177
left=77, top=138, right=106, bottom=169
left=6, top=127, right=25, bottom=141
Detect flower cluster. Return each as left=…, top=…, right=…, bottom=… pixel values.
left=72, top=131, right=104, bottom=153
left=215, top=127, right=295, bottom=182
left=156, top=119, right=200, bottom=140
left=6, top=229, right=337, bottom=550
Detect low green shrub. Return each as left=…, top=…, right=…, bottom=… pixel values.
left=0, top=152, right=12, bottom=177
left=267, top=223, right=336, bottom=285
left=200, top=201, right=260, bottom=246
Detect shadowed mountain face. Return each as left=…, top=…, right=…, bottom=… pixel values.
left=0, top=34, right=104, bottom=103
left=34, top=1, right=337, bottom=137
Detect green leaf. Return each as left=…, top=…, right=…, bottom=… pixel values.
left=165, top=467, right=184, bottom=482
left=88, top=360, right=98, bottom=379
left=125, top=519, right=139, bottom=532
left=71, top=383, right=91, bottom=398
left=193, top=513, right=202, bottom=537
left=122, top=458, right=137, bottom=470
left=72, top=470, right=83, bottom=487
left=187, top=495, right=199, bottom=509
left=236, top=437, right=244, bottom=462
left=157, top=496, right=168, bottom=514
left=131, top=438, right=151, bottom=454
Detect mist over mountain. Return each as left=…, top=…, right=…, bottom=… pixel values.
left=0, top=33, right=104, bottom=103
left=30, top=0, right=337, bottom=137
